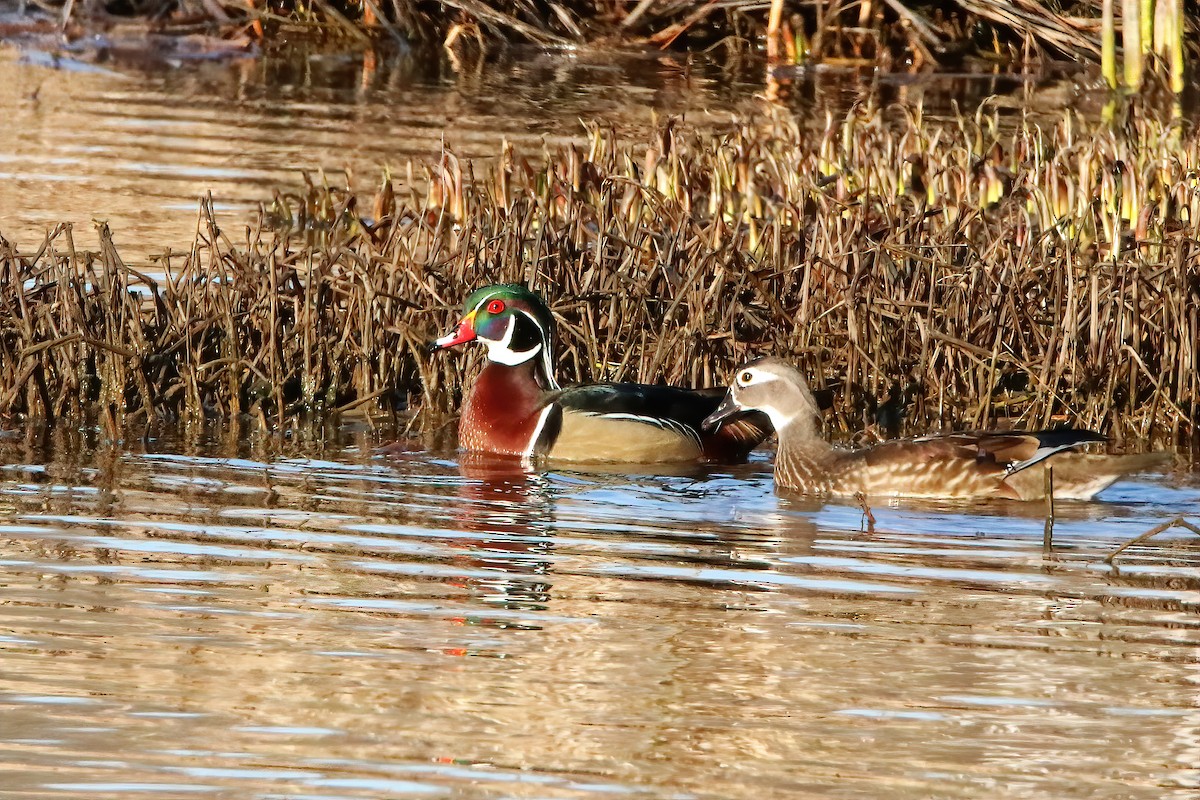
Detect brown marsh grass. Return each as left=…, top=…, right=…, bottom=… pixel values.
left=12, top=0, right=1194, bottom=74
left=1, top=98, right=1198, bottom=446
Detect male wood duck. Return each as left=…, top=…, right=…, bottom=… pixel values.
left=703, top=356, right=1166, bottom=501
left=431, top=284, right=770, bottom=463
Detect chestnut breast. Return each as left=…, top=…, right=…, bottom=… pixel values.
left=459, top=362, right=548, bottom=457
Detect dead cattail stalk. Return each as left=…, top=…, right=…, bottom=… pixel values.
left=0, top=105, right=1198, bottom=446
left=1105, top=516, right=1200, bottom=563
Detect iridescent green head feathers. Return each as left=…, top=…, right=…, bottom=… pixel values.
left=432, top=284, right=558, bottom=387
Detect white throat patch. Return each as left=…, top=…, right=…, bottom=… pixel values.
left=735, top=369, right=802, bottom=432
left=482, top=313, right=542, bottom=366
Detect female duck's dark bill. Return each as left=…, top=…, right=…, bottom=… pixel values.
left=702, top=393, right=742, bottom=431
left=430, top=312, right=478, bottom=351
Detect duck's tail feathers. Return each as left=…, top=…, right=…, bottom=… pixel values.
left=1001, top=451, right=1173, bottom=501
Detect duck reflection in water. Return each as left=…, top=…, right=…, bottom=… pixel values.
left=450, top=452, right=558, bottom=615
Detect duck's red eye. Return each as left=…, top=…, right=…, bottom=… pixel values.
left=486, top=299, right=506, bottom=314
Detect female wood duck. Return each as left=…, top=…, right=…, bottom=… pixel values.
left=703, top=356, right=1164, bottom=501
left=431, top=284, right=769, bottom=463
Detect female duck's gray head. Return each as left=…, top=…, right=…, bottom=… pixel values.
left=703, top=356, right=821, bottom=439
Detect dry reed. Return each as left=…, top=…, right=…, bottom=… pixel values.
left=1, top=98, right=1198, bottom=445
left=15, top=0, right=1196, bottom=72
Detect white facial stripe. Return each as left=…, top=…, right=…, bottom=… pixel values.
left=756, top=403, right=795, bottom=434
left=735, top=368, right=780, bottom=391
left=482, top=313, right=544, bottom=366
left=475, top=305, right=538, bottom=345
left=524, top=404, right=555, bottom=460
left=470, top=288, right=508, bottom=314
left=514, top=309, right=543, bottom=336
left=732, top=367, right=795, bottom=430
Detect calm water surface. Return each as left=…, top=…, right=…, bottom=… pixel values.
left=1, top=424, right=1199, bottom=798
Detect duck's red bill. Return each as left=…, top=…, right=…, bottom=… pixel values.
left=431, top=316, right=477, bottom=350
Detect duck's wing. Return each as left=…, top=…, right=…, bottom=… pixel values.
left=550, top=382, right=770, bottom=462
left=846, top=436, right=1006, bottom=496
left=910, top=429, right=1108, bottom=475
left=553, top=382, right=716, bottom=423
left=843, top=429, right=1109, bottom=499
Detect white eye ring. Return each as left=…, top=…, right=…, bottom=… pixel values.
left=737, top=370, right=754, bottom=386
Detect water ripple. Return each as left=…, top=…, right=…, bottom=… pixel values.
left=0, top=424, right=1196, bottom=799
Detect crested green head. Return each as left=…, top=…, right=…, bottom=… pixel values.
left=460, top=283, right=555, bottom=346
left=432, top=284, right=558, bottom=386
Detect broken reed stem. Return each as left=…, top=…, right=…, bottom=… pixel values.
left=1105, top=516, right=1200, bottom=563
left=43, top=0, right=1196, bottom=79
left=855, top=491, right=877, bottom=534
left=1043, top=466, right=1055, bottom=552
left=0, top=102, right=1198, bottom=443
